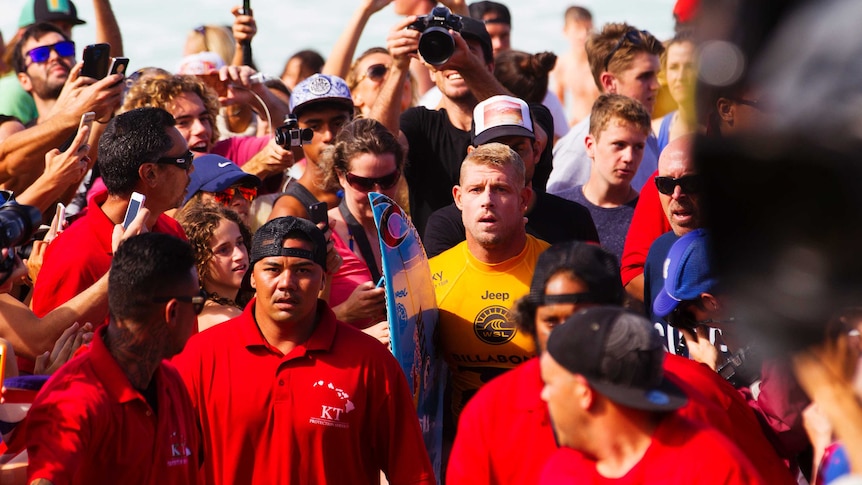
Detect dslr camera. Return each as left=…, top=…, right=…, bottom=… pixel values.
left=275, top=115, right=313, bottom=148
left=407, top=6, right=464, bottom=66
left=0, top=200, right=42, bottom=283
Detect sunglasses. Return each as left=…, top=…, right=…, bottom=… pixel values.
left=603, top=30, right=649, bottom=71
left=152, top=289, right=206, bottom=315
left=25, top=40, right=76, bottom=65
left=155, top=151, right=195, bottom=171
left=343, top=170, right=400, bottom=192
left=654, top=175, right=703, bottom=196
left=667, top=306, right=700, bottom=331
left=213, top=186, right=257, bottom=205
left=355, top=63, right=389, bottom=84
left=734, top=98, right=764, bottom=111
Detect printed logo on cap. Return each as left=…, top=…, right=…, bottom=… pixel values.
left=307, top=76, right=332, bottom=96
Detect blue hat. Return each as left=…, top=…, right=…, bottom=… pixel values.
left=653, top=229, right=717, bottom=318
left=182, top=154, right=260, bottom=206
left=289, top=74, right=353, bottom=116
left=18, top=0, right=86, bottom=28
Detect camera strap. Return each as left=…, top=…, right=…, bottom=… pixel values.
left=338, top=201, right=381, bottom=283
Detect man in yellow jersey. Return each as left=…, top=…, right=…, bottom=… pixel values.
left=429, top=142, right=549, bottom=442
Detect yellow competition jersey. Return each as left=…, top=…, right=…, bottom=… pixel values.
left=430, top=235, right=550, bottom=420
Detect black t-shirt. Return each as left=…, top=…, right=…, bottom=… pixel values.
left=422, top=192, right=600, bottom=258
left=529, top=104, right=554, bottom=193
left=400, top=107, right=472, bottom=237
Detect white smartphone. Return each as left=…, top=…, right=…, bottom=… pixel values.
left=56, top=202, right=66, bottom=224
left=122, top=192, right=146, bottom=229
left=59, top=111, right=95, bottom=152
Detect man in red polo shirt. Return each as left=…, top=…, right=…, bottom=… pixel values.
left=13, top=233, right=203, bottom=484
left=32, top=107, right=189, bottom=326
left=173, top=216, right=434, bottom=484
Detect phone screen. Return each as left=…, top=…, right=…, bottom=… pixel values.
left=123, top=194, right=145, bottom=229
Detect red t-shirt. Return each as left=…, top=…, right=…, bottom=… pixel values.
left=11, top=327, right=202, bottom=485
left=447, top=358, right=555, bottom=485
left=620, top=171, right=671, bottom=287
left=172, top=299, right=435, bottom=485
left=665, top=354, right=797, bottom=484
left=32, top=190, right=187, bottom=323
left=539, top=413, right=766, bottom=484
left=329, top=230, right=375, bottom=329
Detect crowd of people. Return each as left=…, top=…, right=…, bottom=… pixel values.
left=0, top=0, right=860, bottom=483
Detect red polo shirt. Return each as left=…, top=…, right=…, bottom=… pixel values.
left=447, top=358, right=555, bottom=485
left=172, top=299, right=435, bottom=485
left=32, top=190, right=186, bottom=322
left=11, top=326, right=202, bottom=485
left=539, top=414, right=766, bottom=484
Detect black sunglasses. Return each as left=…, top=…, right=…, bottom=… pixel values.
left=152, top=289, right=206, bottom=315
left=356, top=63, right=389, bottom=84
left=343, top=170, right=400, bottom=192
left=26, top=40, right=76, bottom=65
left=155, top=151, right=195, bottom=171
left=603, top=30, right=649, bottom=71
left=734, top=98, right=764, bottom=111
left=654, top=175, right=703, bottom=196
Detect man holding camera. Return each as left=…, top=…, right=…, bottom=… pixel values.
left=371, top=8, right=510, bottom=236
left=32, top=108, right=189, bottom=330
left=268, top=74, right=355, bottom=220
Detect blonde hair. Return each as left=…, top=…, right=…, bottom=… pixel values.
left=460, top=142, right=525, bottom=188
left=186, top=25, right=235, bottom=65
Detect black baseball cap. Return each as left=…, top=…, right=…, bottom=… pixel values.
left=546, top=306, right=688, bottom=412
left=248, top=216, right=327, bottom=269
left=18, top=0, right=86, bottom=28
left=460, top=16, right=493, bottom=63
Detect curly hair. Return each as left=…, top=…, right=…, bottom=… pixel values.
left=176, top=204, right=251, bottom=289
left=121, top=74, right=221, bottom=143
left=319, top=118, right=405, bottom=191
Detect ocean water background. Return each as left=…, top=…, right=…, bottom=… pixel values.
left=1, top=0, right=675, bottom=79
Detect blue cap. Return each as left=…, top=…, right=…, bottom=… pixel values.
left=182, top=154, right=260, bottom=206
left=653, top=229, right=717, bottom=318
left=289, top=74, right=353, bottom=116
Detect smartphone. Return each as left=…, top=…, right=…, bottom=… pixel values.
left=59, top=111, right=95, bottom=152
left=123, top=192, right=146, bottom=229
left=197, top=73, right=228, bottom=97
left=307, top=201, right=329, bottom=232
left=81, top=43, right=111, bottom=79
left=56, top=202, right=66, bottom=225
left=109, top=57, right=129, bottom=76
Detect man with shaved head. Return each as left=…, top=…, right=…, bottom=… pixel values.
left=642, top=135, right=702, bottom=353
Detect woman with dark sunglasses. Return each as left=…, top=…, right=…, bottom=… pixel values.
left=319, top=118, right=406, bottom=343
left=346, top=47, right=415, bottom=119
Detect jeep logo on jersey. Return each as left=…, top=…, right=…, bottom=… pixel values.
left=473, top=305, right=516, bottom=344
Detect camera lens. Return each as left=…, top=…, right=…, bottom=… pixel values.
left=0, top=202, right=41, bottom=249
left=419, top=27, right=456, bottom=66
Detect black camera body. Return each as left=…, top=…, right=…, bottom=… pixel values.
left=275, top=115, right=313, bottom=148
left=407, top=6, right=464, bottom=66
left=0, top=201, right=42, bottom=283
